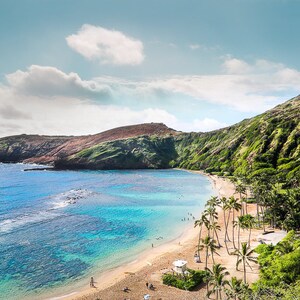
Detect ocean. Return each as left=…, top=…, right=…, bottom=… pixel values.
left=0, top=163, right=214, bottom=300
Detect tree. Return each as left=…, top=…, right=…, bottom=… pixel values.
left=206, top=196, right=221, bottom=209
left=208, top=221, right=222, bottom=248
left=237, top=214, right=256, bottom=247
left=199, top=235, right=219, bottom=269
left=225, top=276, right=243, bottom=300
left=226, top=196, right=242, bottom=250
left=244, top=214, right=256, bottom=247
left=220, top=197, right=231, bottom=255
left=235, top=181, right=247, bottom=215
left=235, top=242, right=257, bottom=283
left=205, top=264, right=229, bottom=300
left=194, top=212, right=209, bottom=259
left=275, top=240, right=294, bottom=256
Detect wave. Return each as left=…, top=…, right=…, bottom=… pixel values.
left=0, top=211, right=59, bottom=234
left=0, top=189, right=94, bottom=234
left=50, top=189, right=94, bottom=210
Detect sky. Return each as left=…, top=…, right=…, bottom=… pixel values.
left=0, top=0, right=300, bottom=137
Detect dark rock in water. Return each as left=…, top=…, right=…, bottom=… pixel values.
left=23, top=167, right=54, bottom=171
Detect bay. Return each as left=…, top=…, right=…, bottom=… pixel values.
left=0, top=163, right=214, bottom=300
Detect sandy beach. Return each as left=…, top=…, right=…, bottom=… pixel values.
left=56, top=171, right=283, bottom=300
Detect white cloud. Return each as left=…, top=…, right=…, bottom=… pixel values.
left=191, top=118, right=228, bottom=132
left=129, top=58, right=300, bottom=112
left=1, top=58, right=299, bottom=137
left=0, top=88, right=177, bottom=137
left=0, top=68, right=178, bottom=137
left=66, top=24, right=144, bottom=65
left=222, top=58, right=252, bottom=74
left=6, top=65, right=111, bottom=99
left=189, top=44, right=201, bottom=50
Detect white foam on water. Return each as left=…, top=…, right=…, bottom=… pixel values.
left=0, top=189, right=94, bottom=234
left=50, top=189, right=93, bottom=210
left=0, top=211, right=58, bottom=234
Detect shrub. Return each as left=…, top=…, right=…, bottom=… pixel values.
left=162, top=269, right=207, bottom=291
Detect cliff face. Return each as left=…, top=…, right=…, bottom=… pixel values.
left=0, top=135, right=72, bottom=163
left=0, top=123, right=179, bottom=168
left=0, top=96, right=299, bottom=178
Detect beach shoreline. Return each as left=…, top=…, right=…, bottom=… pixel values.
left=46, top=169, right=232, bottom=300
left=47, top=169, right=286, bottom=300
left=47, top=169, right=285, bottom=300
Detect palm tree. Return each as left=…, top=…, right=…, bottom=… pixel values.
left=225, top=276, right=243, bottom=300
left=235, top=181, right=246, bottom=215
left=223, top=198, right=232, bottom=243
left=235, top=242, right=257, bottom=283
left=226, top=196, right=242, bottom=250
left=205, top=206, right=218, bottom=225
left=206, top=196, right=220, bottom=209
left=199, top=235, right=219, bottom=269
left=219, top=197, right=229, bottom=237
left=205, top=264, right=229, bottom=300
left=194, top=212, right=209, bottom=259
left=244, top=214, right=256, bottom=247
left=234, top=217, right=244, bottom=268
left=275, top=240, right=294, bottom=256
left=208, top=221, right=222, bottom=248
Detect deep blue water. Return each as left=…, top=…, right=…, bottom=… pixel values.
left=0, top=163, right=214, bottom=299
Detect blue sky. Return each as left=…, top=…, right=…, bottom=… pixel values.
left=0, top=0, right=299, bottom=137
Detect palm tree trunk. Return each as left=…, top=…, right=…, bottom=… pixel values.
left=224, top=236, right=230, bottom=255
left=236, top=225, right=240, bottom=269
left=226, top=210, right=231, bottom=242
left=248, top=227, right=252, bottom=247
left=197, top=225, right=203, bottom=258
left=243, top=259, right=246, bottom=283
left=239, top=192, right=244, bottom=215
left=214, top=228, right=221, bottom=248
left=256, top=202, right=260, bottom=227
left=261, top=206, right=266, bottom=232
left=245, top=189, right=248, bottom=214
left=205, top=247, right=208, bottom=269
left=223, top=209, right=230, bottom=242
left=232, top=210, right=236, bottom=249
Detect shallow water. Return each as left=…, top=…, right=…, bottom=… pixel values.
left=0, top=164, right=214, bottom=300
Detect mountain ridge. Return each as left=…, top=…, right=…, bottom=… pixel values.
left=0, top=95, right=299, bottom=178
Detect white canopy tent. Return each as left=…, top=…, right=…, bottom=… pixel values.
left=172, top=259, right=188, bottom=274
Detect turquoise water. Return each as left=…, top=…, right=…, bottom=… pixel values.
left=0, top=164, right=214, bottom=299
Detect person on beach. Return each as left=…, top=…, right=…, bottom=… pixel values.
left=90, top=276, right=95, bottom=288
left=146, top=282, right=149, bottom=289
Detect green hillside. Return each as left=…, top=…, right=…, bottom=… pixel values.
left=173, top=95, right=300, bottom=180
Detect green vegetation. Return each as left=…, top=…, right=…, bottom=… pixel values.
left=162, top=269, right=207, bottom=290
left=173, top=96, right=300, bottom=180
left=54, top=136, right=177, bottom=169
left=169, top=171, right=300, bottom=299
left=254, top=231, right=300, bottom=288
